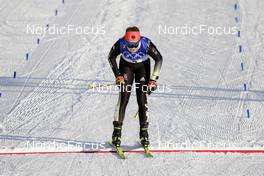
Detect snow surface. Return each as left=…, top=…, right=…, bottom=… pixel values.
left=0, top=0, right=264, bottom=175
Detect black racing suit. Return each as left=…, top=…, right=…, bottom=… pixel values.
left=108, top=38, right=163, bottom=128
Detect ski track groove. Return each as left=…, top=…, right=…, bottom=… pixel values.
left=1, top=0, right=264, bottom=175
left=5, top=0, right=87, bottom=135
left=1, top=0, right=100, bottom=173
left=6, top=0, right=81, bottom=117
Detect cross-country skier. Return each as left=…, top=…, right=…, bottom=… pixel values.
left=108, top=26, right=163, bottom=149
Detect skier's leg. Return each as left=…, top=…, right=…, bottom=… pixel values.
left=135, top=60, right=150, bottom=146
left=112, top=61, right=134, bottom=146
left=136, top=88, right=150, bottom=146
left=135, top=82, right=148, bottom=126
left=115, top=64, right=134, bottom=123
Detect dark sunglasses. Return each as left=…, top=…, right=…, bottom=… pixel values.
left=126, top=41, right=139, bottom=48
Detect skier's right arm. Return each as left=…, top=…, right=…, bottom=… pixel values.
left=108, top=40, right=121, bottom=77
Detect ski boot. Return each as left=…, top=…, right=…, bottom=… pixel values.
left=111, top=121, right=126, bottom=159
left=112, top=121, right=122, bottom=147
left=139, top=122, right=150, bottom=147
left=139, top=122, right=153, bottom=157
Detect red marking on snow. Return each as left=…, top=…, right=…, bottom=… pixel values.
left=1, top=149, right=264, bottom=155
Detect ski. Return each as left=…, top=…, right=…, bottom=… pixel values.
left=116, top=146, right=126, bottom=159
left=143, top=145, right=153, bottom=158
left=108, top=142, right=126, bottom=159
left=138, top=141, right=153, bottom=158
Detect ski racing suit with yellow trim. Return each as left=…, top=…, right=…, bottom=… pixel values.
left=108, top=36, right=163, bottom=128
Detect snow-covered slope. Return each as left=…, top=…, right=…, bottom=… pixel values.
left=0, top=0, right=264, bottom=175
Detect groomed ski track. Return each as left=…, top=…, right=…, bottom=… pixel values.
left=1, top=0, right=264, bottom=175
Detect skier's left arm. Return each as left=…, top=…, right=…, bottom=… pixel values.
left=148, top=41, right=163, bottom=82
